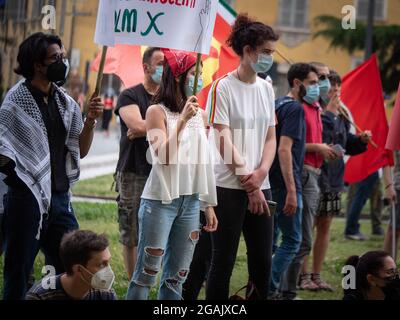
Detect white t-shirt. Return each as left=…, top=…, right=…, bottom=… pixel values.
left=205, top=72, right=276, bottom=190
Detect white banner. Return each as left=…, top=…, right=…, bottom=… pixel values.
left=94, top=0, right=218, bottom=55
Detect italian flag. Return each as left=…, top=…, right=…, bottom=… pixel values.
left=91, top=0, right=239, bottom=106
left=197, top=0, right=239, bottom=108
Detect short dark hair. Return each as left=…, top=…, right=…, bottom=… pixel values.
left=60, top=230, right=109, bottom=276
left=328, top=69, right=342, bottom=86
left=142, top=47, right=161, bottom=65
left=14, top=32, right=63, bottom=80
left=287, top=63, right=318, bottom=88
left=227, top=13, right=279, bottom=57
left=152, top=60, right=197, bottom=113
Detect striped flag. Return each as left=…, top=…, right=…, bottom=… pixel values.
left=198, top=0, right=239, bottom=108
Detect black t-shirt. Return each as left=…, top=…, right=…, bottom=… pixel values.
left=115, top=84, right=152, bottom=175
left=270, top=96, right=306, bottom=192
left=25, top=81, right=69, bottom=192
left=25, top=274, right=117, bottom=300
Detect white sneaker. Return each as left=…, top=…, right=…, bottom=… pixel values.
left=345, top=233, right=370, bottom=241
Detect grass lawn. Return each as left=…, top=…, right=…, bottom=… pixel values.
left=72, top=174, right=392, bottom=218
left=0, top=202, right=392, bottom=300
left=72, top=174, right=117, bottom=199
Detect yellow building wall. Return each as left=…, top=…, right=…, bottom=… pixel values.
left=1, top=0, right=101, bottom=94
left=70, top=0, right=100, bottom=94
left=2, top=0, right=399, bottom=93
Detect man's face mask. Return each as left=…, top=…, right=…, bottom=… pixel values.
left=318, top=75, right=331, bottom=104
left=45, top=58, right=70, bottom=85
left=301, top=83, right=320, bottom=105
left=151, top=65, right=163, bottom=85
left=80, top=265, right=115, bottom=290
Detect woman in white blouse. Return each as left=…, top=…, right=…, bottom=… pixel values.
left=125, top=49, right=218, bottom=300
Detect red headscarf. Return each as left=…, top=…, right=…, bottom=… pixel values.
left=162, top=48, right=198, bottom=77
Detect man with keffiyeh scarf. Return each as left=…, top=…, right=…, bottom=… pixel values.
left=0, top=33, right=103, bottom=300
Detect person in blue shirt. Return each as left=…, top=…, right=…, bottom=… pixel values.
left=269, top=63, right=318, bottom=299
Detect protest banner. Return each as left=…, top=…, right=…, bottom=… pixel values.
left=93, top=0, right=218, bottom=96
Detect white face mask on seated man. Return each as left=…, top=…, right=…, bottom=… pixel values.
left=79, top=264, right=115, bottom=290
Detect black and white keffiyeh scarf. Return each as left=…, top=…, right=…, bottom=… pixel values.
left=0, top=80, right=83, bottom=239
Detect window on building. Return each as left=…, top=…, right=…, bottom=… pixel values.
left=0, top=0, right=6, bottom=22
left=278, top=0, right=308, bottom=29
left=17, top=0, right=26, bottom=22
left=356, top=0, right=386, bottom=21
left=5, top=0, right=27, bottom=22
left=32, top=0, right=45, bottom=19
left=5, top=0, right=18, bottom=20
left=48, top=0, right=56, bottom=7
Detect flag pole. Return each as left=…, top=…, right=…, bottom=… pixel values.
left=94, top=46, right=108, bottom=97
left=392, top=203, right=396, bottom=259
left=192, top=53, right=202, bottom=96
left=338, top=106, right=378, bottom=148
left=276, top=48, right=294, bottom=65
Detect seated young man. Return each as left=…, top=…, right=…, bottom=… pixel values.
left=26, top=230, right=117, bottom=300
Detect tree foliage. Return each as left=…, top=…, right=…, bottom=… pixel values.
left=314, top=15, right=400, bottom=94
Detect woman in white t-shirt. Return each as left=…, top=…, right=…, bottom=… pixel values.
left=125, top=49, right=218, bottom=300
left=204, top=14, right=279, bottom=300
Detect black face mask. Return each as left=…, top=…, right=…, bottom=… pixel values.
left=46, top=58, right=70, bottom=85
left=380, top=274, right=400, bottom=299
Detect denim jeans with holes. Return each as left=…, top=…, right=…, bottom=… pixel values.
left=125, top=194, right=201, bottom=300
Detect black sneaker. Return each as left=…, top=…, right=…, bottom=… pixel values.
left=280, top=292, right=297, bottom=300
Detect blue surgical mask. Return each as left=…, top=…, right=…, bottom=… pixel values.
left=250, top=53, right=274, bottom=73
left=321, top=95, right=330, bottom=105
left=303, top=84, right=320, bottom=105
left=319, top=78, right=331, bottom=103
left=151, top=65, right=163, bottom=84
left=185, top=75, right=203, bottom=97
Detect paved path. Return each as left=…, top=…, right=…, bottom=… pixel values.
left=80, top=126, right=120, bottom=180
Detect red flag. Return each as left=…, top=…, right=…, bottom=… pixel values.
left=343, top=54, right=394, bottom=184
left=385, top=83, right=400, bottom=150
left=91, top=44, right=144, bottom=88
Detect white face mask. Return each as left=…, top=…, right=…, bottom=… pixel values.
left=80, top=265, right=115, bottom=290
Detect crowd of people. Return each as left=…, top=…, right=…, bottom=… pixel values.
left=0, top=13, right=399, bottom=301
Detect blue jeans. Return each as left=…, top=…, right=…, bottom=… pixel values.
left=126, top=194, right=201, bottom=300
left=2, top=183, right=78, bottom=300
left=345, top=171, right=379, bottom=235
left=270, top=189, right=302, bottom=294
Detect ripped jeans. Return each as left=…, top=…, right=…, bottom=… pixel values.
left=126, top=194, right=200, bottom=300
